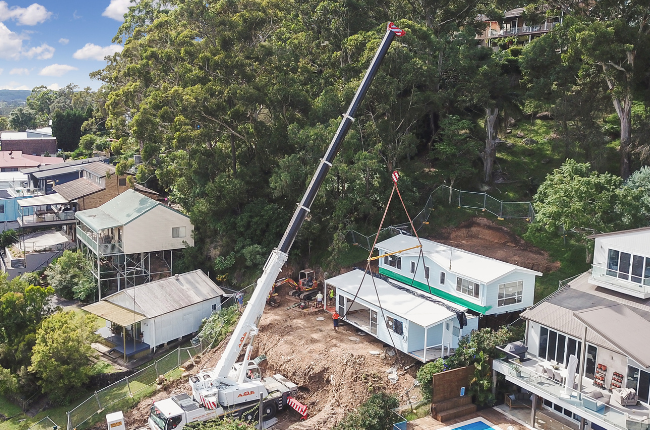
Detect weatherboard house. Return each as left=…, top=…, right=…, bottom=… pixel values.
left=324, top=235, right=541, bottom=362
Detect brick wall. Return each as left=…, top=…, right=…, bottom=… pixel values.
left=431, top=365, right=475, bottom=403
left=1, top=139, right=57, bottom=155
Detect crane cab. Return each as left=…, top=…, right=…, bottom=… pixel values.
left=298, top=269, right=317, bottom=291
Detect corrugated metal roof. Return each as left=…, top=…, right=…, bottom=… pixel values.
left=21, top=157, right=106, bottom=175
left=376, top=235, right=542, bottom=284
left=574, top=304, right=650, bottom=368
left=587, top=226, right=650, bottom=239
left=17, top=192, right=69, bottom=207
left=327, top=269, right=464, bottom=327
left=100, top=270, right=224, bottom=318
left=76, top=189, right=161, bottom=231
left=82, top=301, right=146, bottom=326
left=82, top=162, right=116, bottom=177
left=54, top=177, right=103, bottom=201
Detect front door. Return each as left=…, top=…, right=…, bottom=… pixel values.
left=338, top=294, right=345, bottom=318
left=370, top=310, right=378, bottom=335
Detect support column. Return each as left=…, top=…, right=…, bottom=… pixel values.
left=492, top=369, right=497, bottom=398
left=578, top=325, right=587, bottom=393
left=530, top=393, right=537, bottom=426
left=423, top=325, right=428, bottom=362
left=580, top=418, right=586, bottom=430
left=97, top=252, right=102, bottom=300
left=123, top=326, right=127, bottom=362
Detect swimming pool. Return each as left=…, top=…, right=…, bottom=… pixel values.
left=443, top=417, right=503, bottom=430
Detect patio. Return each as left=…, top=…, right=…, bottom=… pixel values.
left=495, top=355, right=650, bottom=430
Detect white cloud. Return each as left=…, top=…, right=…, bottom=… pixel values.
left=0, top=2, right=52, bottom=26
left=39, top=64, right=78, bottom=77
left=0, top=68, right=3, bottom=75
left=58, top=38, right=69, bottom=45
left=73, top=43, right=123, bottom=61
left=0, top=81, right=30, bottom=90
left=47, top=83, right=60, bottom=90
left=9, top=67, right=28, bottom=75
left=102, top=0, right=133, bottom=21
left=24, top=43, right=53, bottom=59
left=0, top=22, right=54, bottom=60
left=73, top=10, right=81, bottom=19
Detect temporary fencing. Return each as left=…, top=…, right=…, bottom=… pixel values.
left=347, top=185, right=534, bottom=251
left=27, top=416, right=59, bottom=430
left=66, top=309, right=230, bottom=430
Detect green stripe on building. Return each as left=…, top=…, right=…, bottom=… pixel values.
left=378, top=267, right=491, bottom=314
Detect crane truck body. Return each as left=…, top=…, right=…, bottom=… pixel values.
left=147, top=22, right=404, bottom=430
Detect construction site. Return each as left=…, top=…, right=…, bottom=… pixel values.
left=103, top=217, right=560, bottom=430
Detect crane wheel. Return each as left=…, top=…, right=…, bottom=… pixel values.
left=263, top=401, right=277, bottom=419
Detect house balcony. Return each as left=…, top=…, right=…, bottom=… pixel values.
left=488, top=22, right=557, bottom=38
left=17, top=210, right=76, bottom=227
left=589, top=264, right=650, bottom=299
left=76, top=226, right=123, bottom=255
left=493, top=356, right=650, bottom=430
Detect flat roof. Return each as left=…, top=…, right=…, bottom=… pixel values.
left=0, top=151, right=63, bottom=169
left=1, top=131, right=56, bottom=140
left=82, top=162, right=115, bottom=177
left=376, top=235, right=542, bottom=284
left=574, top=304, right=650, bottom=368
left=83, top=301, right=147, bottom=326
left=21, top=156, right=106, bottom=175
left=327, top=269, right=464, bottom=328
left=17, top=192, right=68, bottom=207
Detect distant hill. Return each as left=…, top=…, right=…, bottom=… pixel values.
left=0, top=90, right=31, bottom=103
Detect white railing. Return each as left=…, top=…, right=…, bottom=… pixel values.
left=591, top=264, right=650, bottom=297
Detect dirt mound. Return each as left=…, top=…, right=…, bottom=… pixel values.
left=109, top=292, right=420, bottom=430
left=431, top=217, right=559, bottom=273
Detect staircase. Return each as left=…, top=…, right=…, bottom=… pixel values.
left=430, top=396, right=476, bottom=422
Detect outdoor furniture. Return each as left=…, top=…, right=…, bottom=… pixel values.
left=504, top=341, right=528, bottom=360
left=582, top=396, right=605, bottom=412
left=505, top=392, right=540, bottom=409
left=626, top=413, right=650, bottom=430
left=590, top=389, right=611, bottom=405
left=553, top=369, right=563, bottom=382
left=612, top=387, right=638, bottom=406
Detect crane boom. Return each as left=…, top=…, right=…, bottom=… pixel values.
left=211, top=21, right=404, bottom=381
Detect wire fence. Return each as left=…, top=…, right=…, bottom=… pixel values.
left=27, top=416, right=59, bottom=430
left=66, top=310, right=229, bottom=430
left=346, top=185, right=535, bottom=251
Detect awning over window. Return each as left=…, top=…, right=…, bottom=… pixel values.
left=18, top=193, right=69, bottom=207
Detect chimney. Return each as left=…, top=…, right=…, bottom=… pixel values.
left=175, top=274, right=180, bottom=280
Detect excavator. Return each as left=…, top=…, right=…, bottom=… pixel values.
left=146, top=22, right=405, bottom=430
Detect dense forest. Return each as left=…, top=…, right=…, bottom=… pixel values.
left=3, top=0, right=650, bottom=285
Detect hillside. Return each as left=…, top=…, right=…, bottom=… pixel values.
left=0, top=90, right=30, bottom=103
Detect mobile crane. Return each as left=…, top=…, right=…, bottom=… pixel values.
left=147, top=22, right=405, bottom=430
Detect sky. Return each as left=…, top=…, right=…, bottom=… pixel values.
left=0, top=0, right=132, bottom=91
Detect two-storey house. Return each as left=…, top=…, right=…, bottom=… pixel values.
left=492, top=227, right=650, bottom=430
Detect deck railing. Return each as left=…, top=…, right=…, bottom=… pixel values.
left=76, top=226, right=123, bottom=255
left=590, top=264, right=650, bottom=298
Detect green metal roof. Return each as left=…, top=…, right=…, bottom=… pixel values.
left=75, top=189, right=159, bottom=232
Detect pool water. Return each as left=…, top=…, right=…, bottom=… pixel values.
left=451, top=420, right=500, bottom=430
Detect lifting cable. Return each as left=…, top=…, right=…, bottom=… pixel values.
left=340, top=172, right=468, bottom=365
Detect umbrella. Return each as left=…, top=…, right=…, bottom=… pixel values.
left=565, top=354, right=579, bottom=394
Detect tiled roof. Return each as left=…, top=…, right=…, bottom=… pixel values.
left=54, top=178, right=103, bottom=201
left=82, top=162, right=116, bottom=177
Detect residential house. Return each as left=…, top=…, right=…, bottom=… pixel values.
left=83, top=270, right=224, bottom=361
left=0, top=150, right=63, bottom=172
left=326, top=269, right=480, bottom=362
left=21, top=156, right=107, bottom=193
left=374, top=234, right=541, bottom=317
left=492, top=227, right=650, bottom=430
left=0, top=127, right=57, bottom=155
left=76, top=189, right=194, bottom=299
left=476, top=7, right=562, bottom=47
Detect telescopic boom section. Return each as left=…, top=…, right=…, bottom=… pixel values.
left=213, top=22, right=404, bottom=380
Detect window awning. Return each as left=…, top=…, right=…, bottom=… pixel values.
left=83, top=301, right=146, bottom=327
left=18, top=193, right=69, bottom=207
left=573, top=304, right=650, bottom=368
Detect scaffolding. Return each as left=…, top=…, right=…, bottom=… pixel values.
left=76, top=228, right=179, bottom=300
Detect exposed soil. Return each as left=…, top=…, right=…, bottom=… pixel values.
left=118, top=292, right=420, bottom=430
left=429, top=217, right=560, bottom=274
left=110, top=217, right=557, bottom=430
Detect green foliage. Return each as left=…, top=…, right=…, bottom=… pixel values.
left=533, top=159, right=649, bottom=236
left=0, top=366, right=18, bottom=395
left=625, top=166, right=650, bottom=218
left=432, top=115, right=482, bottom=188
left=0, top=116, right=8, bottom=131
left=415, top=358, right=445, bottom=401
left=29, top=311, right=100, bottom=402
left=19, top=272, right=41, bottom=286
left=0, top=230, right=18, bottom=249
left=186, top=417, right=256, bottom=430
left=52, top=109, right=91, bottom=151
left=467, top=351, right=495, bottom=406
left=195, top=306, right=240, bottom=346
left=45, top=250, right=95, bottom=301
left=333, top=392, right=399, bottom=430
left=9, top=107, right=36, bottom=131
